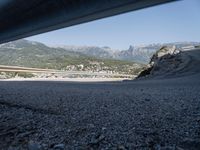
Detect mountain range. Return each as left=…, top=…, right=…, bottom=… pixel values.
left=56, top=42, right=200, bottom=64
left=0, top=40, right=144, bottom=75
left=0, top=39, right=199, bottom=76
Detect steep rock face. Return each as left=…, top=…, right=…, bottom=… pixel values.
left=137, top=46, right=183, bottom=78
left=116, top=45, right=156, bottom=64
left=150, top=45, right=179, bottom=66
left=59, top=44, right=159, bottom=64
left=149, top=46, right=181, bottom=76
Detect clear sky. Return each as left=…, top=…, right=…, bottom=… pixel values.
left=26, top=0, right=200, bottom=50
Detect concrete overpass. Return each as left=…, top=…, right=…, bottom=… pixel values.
left=0, top=0, right=178, bottom=44
left=0, top=65, right=134, bottom=77
left=0, top=65, right=55, bottom=73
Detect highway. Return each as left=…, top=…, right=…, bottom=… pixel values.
left=0, top=65, right=134, bottom=77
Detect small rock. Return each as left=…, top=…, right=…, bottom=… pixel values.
left=53, top=144, right=65, bottom=150
left=160, top=146, right=176, bottom=150
left=180, top=138, right=200, bottom=150
left=88, top=123, right=95, bottom=128
left=145, top=98, right=150, bottom=101
left=102, top=127, right=107, bottom=131
left=117, top=145, right=127, bottom=150
left=28, top=141, right=42, bottom=150
left=98, top=135, right=105, bottom=141
left=155, top=144, right=182, bottom=150
left=197, top=118, right=200, bottom=123
left=67, top=129, right=71, bottom=133
left=88, top=134, right=105, bottom=147
left=8, top=146, right=19, bottom=150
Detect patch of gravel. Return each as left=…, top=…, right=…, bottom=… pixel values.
left=0, top=72, right=200, bottom=149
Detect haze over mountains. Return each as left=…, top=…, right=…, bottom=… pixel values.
left=56, top=42, right=200, bottom=64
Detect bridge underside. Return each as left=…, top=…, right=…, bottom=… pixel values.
left=0, top=0, right=177, bottom=44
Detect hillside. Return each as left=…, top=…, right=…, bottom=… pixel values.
left=0, top=40, right=144, bottom=75
left=137, top=45, right=200, bottom=79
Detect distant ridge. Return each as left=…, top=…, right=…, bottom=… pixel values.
left=0, top=39, right=144, bottom=75
left=56, top=42, right=200, bottom=64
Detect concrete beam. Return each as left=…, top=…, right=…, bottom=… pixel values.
left=0, top=0, right=177, bottom=44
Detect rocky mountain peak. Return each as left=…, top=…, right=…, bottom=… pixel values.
left=128, top=45, right=134, bottom=52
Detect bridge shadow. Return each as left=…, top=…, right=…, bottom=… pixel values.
left=0, top=49, right=200, bottom=149
left=0, top=49, right=200, bottom=111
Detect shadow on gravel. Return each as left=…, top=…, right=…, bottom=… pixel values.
left=0, top=49, right=200, bottom=149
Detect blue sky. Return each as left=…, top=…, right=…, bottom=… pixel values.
left=27, top=0, right=200, bottom=50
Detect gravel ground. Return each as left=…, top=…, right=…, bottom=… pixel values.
left=0, top=74, right=200, bottom=150
left=0, top=49, right=200, bottom=150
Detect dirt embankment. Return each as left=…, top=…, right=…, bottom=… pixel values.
left=137, top=47, right=200, bottom=79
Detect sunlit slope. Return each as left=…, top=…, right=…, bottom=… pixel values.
left=138, top=46, right=200, bottom=79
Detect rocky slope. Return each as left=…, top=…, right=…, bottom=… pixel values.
left=137, top=45, right=200, bottom=79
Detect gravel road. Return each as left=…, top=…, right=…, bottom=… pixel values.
left=0, top=49, right=200, bottom=150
